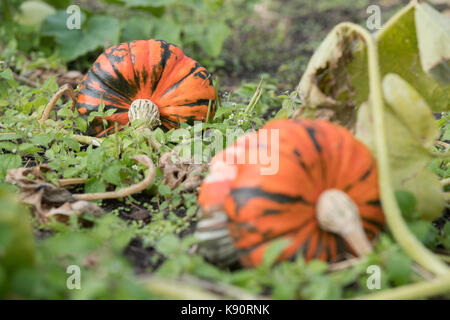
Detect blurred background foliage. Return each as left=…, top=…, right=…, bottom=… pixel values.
left=0, top=0, right=422, bottom=89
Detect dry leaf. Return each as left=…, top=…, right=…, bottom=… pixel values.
left=159, top=151, right=208, bottom=191
left=5, top=165, right=103, bottom=223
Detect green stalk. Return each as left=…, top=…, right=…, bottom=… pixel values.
left=335, top=22, right=449, bottom=276
left=356, top=273, right=450, bottom=300
left=206, top=99, right=212, bottom=123
left=71, top=134, right=101, bottom=146
left=214, top=77, right=222, bottom=110
left=3, top=0, right=12, bottom=22
left=244, top=78, right=263, bottom=115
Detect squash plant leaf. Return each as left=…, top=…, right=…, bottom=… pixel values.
left=41, top=12, right=120, bottom=62
left=382, top=73, right=438, bottom=150
left=295, top=25, right=366, bottom=129
left=15, top=0, right=56, bottom=28
left=376, top=2, right=449, bottom=111
left=414, top=2, right=450, bottom=85
left=357, top=73, right=444, bottom=220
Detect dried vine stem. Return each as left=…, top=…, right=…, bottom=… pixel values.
left=73, top=155, right=155, bottom=201
left=40, top=84, right=77, bottom=123
left=58, top=178, right=86, bottom=187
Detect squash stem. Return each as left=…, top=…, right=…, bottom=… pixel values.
left=316, top=189, right=373, bottom=256
left=128, top=99, right=161, bottom=131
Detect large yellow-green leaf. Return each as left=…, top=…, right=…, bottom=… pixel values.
left=382, top=73, right=438, bottom=149
left=356, top=73, right=444, bottom=220
left=376, top=2, right=449, bottom=111
left=414, top=2, right=450, bottom=85
left=15, top=1, right=55, bottom=28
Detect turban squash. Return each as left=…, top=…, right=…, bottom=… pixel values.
left=196, top=119, right=385, bottom=267
left=75, top=39, right=216, bottom=136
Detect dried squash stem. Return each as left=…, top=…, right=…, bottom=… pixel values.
left=59, top=178, right=86, bottom=187
left=40, top=84, right=77, bottom=123
left=73, top=155, right=155, bottom=201
left=316, top=189, right=373, bottom=256
left=128, top=99, right=161, bottom=130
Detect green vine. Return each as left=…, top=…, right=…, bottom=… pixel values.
left=331, top=16, right=450, bottom=298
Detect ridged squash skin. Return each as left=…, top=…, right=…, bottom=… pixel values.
left=76, top=39, right=216, bottom=136
left=198, top=119, right=385, bottom=267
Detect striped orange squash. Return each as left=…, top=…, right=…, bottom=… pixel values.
left=197, top=119, right=385, bottom=267
left=76, top=39, right=216, bottom=136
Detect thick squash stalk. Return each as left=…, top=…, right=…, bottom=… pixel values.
left=316, top=189, right=373, bottom=256
left=128, top=99, right=161, bottom=131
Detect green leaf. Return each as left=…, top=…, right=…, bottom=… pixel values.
left=103, top=163, right=123, bottom=186
left=376, top=3, right=450, bottom=111
left=0, top=133, right=21, bottom=141
left=15, top=1, right=55, bottom=28
left=0, top=142, right=17, bottom=152
left=63, top=167, right=80, bottom=179
left=17, top=143, right=42, bottom=154
left=86, top=148, right=103, bottom=175
left=307, top=260, right=328, bottom=274
left=381, top=74, right=444, bottom=220
left=200, top=23, right=231, bottom=58
left=63, top=137, right=80, bottom=152
left=158, top=184, right=171, bottom=196
left=301, top=275, right=341, bottom=300
left=42, top=12, right=120, bottom=62
left=414, top=2, right=450, bottom=85
left=386, top=252, right=412, bottom=286
left=0, top=154, right=22, bottom=180
left=155, top=234, right=180, bottom=255
left=401, top=167, right=445, bottom=220
left=357, top=74, right=445, bottom=221
left=261, top=238, right=290, bottom=268
left=120, top=17, right=153, bottom=42
left=30, top=134, right=53, bottom=147
left=0, top=187, right=35, bottom=278
left=85, top=178, right=106, bottom=194
left=394, top=190, right=416, bottom=219
left=151, top=17, right=181, bottom=45
left=74, top=117, right=87, bottom=133
left=382, top=73, right=438, bottom=149
left=0, top=69, right=18, bottom=89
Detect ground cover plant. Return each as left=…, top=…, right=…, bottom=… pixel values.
left=0, top=0, right=449, bottom=300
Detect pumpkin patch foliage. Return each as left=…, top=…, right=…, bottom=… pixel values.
left=0, top=0, right=449, bottom=300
